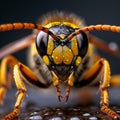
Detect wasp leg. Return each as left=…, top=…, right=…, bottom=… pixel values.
left=4, top=63, right=50, bottom=120
left=3, top=63, right=27, bottom=120
left=96, top=59, right=119, bottom=119
left=0, top=56, right=18, bottom=104
left=98, top=59, right=120, bottom=119
left=75, top=58, right=120, bottom=119
left=0, top=56, right=50, bottom=120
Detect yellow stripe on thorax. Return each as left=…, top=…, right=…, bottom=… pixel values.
left=44, top=22, right=78, bottom=28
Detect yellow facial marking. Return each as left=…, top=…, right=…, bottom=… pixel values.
left=52, top=45, right=74, bottom=65
left=51, top=71, right=59, bottom=86
left=42, top=55, right=50, bottom=65
left=76, top=56, right=82, bottom=66
left=71, top=36, right=78, bottom=55
left=52, top=45, right=63, bottom=64
left=59, top=34, right=66, bottom=39
left=68, top=72, right=74, bottom=86
left=47, top=37, right=54, bottom=55
left=63, top=46, right=73, bottom=65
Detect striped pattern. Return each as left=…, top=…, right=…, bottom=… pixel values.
left=0, top=22, right=58, bottom=40
left=68, top=24, right=120, bottom=40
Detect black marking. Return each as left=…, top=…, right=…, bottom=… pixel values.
left=72, top=33, right=77, bottom=37
left=99, top=25, right=102, bottom=30
left=34, top=24, right=38, bottom=29
left=13, top=24, right=16, bottom=29
left=22, top=23, right=25, bottom=29
left=20, top=68, right=50, bottom=88
left=93, top=26, right=96, bottom=30
left=86, top=27, right=89, bottom=31
left=35, top=31, right=48, bottom=57
left=76, top=32, right=88, bottom=58
left=48, top=30, right=53, bottom=35
left=41, top=27, right=46, bottom=31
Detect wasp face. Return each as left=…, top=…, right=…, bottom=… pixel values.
left=36, top=24, right=88, bottom=81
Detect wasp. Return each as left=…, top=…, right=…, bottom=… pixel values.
left=0, top=11, right=120, bottom=120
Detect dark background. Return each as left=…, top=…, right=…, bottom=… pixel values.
left=0, top=0, right=120, bottom=75
left=0, top=1, right=120, bottom=116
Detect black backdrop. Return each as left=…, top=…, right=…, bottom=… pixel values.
left=0, top=0, right=120, bottom=74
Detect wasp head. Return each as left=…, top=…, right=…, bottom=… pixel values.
left=35, top=24, right=88, bottom=102
left=36, top=24, right=88, bottom=75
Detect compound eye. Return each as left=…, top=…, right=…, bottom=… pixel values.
left=36, top=31, right=49, bottom=56
left=76, top=32, right=88, bottom=57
